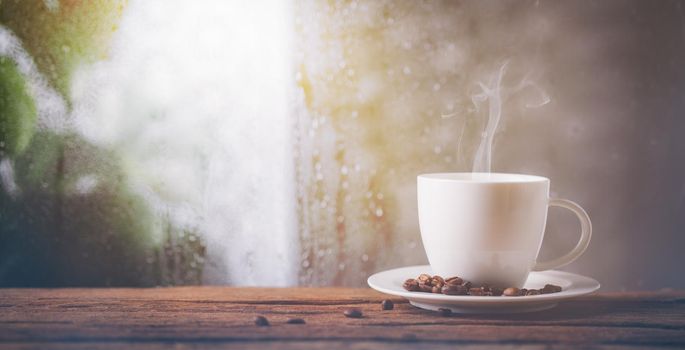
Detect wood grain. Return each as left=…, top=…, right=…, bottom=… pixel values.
left=1, top=288, right=684, bottom=349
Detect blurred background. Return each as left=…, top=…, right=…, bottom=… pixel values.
left=1, top=0, right=683, bottom=290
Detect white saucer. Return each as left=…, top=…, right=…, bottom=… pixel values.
left=367, top=265, right=600, bottom=314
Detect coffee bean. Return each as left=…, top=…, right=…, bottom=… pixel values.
left=469, top=286, right=494, bottom=296
left=441, top=284, right=468, bottom=295
left=431, top=276, right=445, bottom=288
left=254, top=315, right=269, bottom=326
left=406, top=274, right=562, bottom=298
left=286, top=317, right=306, bottom=324
left=490, top=287, right=504, bottom=296
left=432, top=275, right=445, bottom=283
left=468, top=287, right=486, bottom=296
left=381, top=300, right=394, bottom=310
left=445, top=276, right=464, bottom=285
left=418, top=283, right=433, bottom=293
left=343, top=308, right=363, bottom=318
left=541, top=284, right=562, bottom=294
left=438, top=308, right=452, bottom=316
left=502, top=287, right=521, bottom=296
left=417, top=274, right=432, bottom=284
left=403, top=279, right=420, bottom=292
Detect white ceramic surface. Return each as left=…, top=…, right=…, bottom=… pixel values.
left=417, top=173, right=592, bottom=288
left=367, top=265, right=600, bottom=314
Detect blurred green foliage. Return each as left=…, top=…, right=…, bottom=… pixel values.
left=0, top=1, right=206, bottom=286
left=0, top=57, right=37, bottom=156
left=1, top=132, right=155, bottom=286
left=0, top=0, right=126, bottom=100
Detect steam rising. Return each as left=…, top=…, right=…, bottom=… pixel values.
left=470, top=62, right=551, bottom=173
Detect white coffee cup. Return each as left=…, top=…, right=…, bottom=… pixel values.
left=417, top=173, right=591, bottom=288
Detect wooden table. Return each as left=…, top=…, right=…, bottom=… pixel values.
left=1, top=288, right=684, bottom=349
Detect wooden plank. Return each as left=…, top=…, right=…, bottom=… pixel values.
left=0, top=342, right=673, bottom=350
left=0, top=288, right=684, bottom=348
left=1, top=287, right=682, bottom=302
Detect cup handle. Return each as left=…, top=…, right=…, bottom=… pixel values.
left=532, top=198, right=592, bottom=271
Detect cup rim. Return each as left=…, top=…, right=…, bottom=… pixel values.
left=418, top=172, right=549, bottom=183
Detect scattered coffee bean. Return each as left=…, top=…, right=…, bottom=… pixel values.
left=442, top=283, right=468, bottom=295
left=438, top=308, right=452, bottom=316
left=418, top=283, right=433, bottom=293
left=542, top=284, right=563, bottom=294
left=468, top=287, right=485, bottom=296
left=403, top=278, right=420, bottom=292
left=254, top=315, right=269, bottom=326
left=502, top=287, right=521, bottom=296
left=431, top=276, right=445, bottom=288
left=343, top=308, right=363, bottom=318
left=490, top=287, right=504, bottom=296
left=403, top=274, right=563, bottom=297
left=286, top=318, right=306, bottom=324
left=417, top=274, right=432, bottom=284
left=477, top=285, right=494, bottom=296
left=445, top=276, right=463, bottom=286
left=381, top=299, right=394, bottom=310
